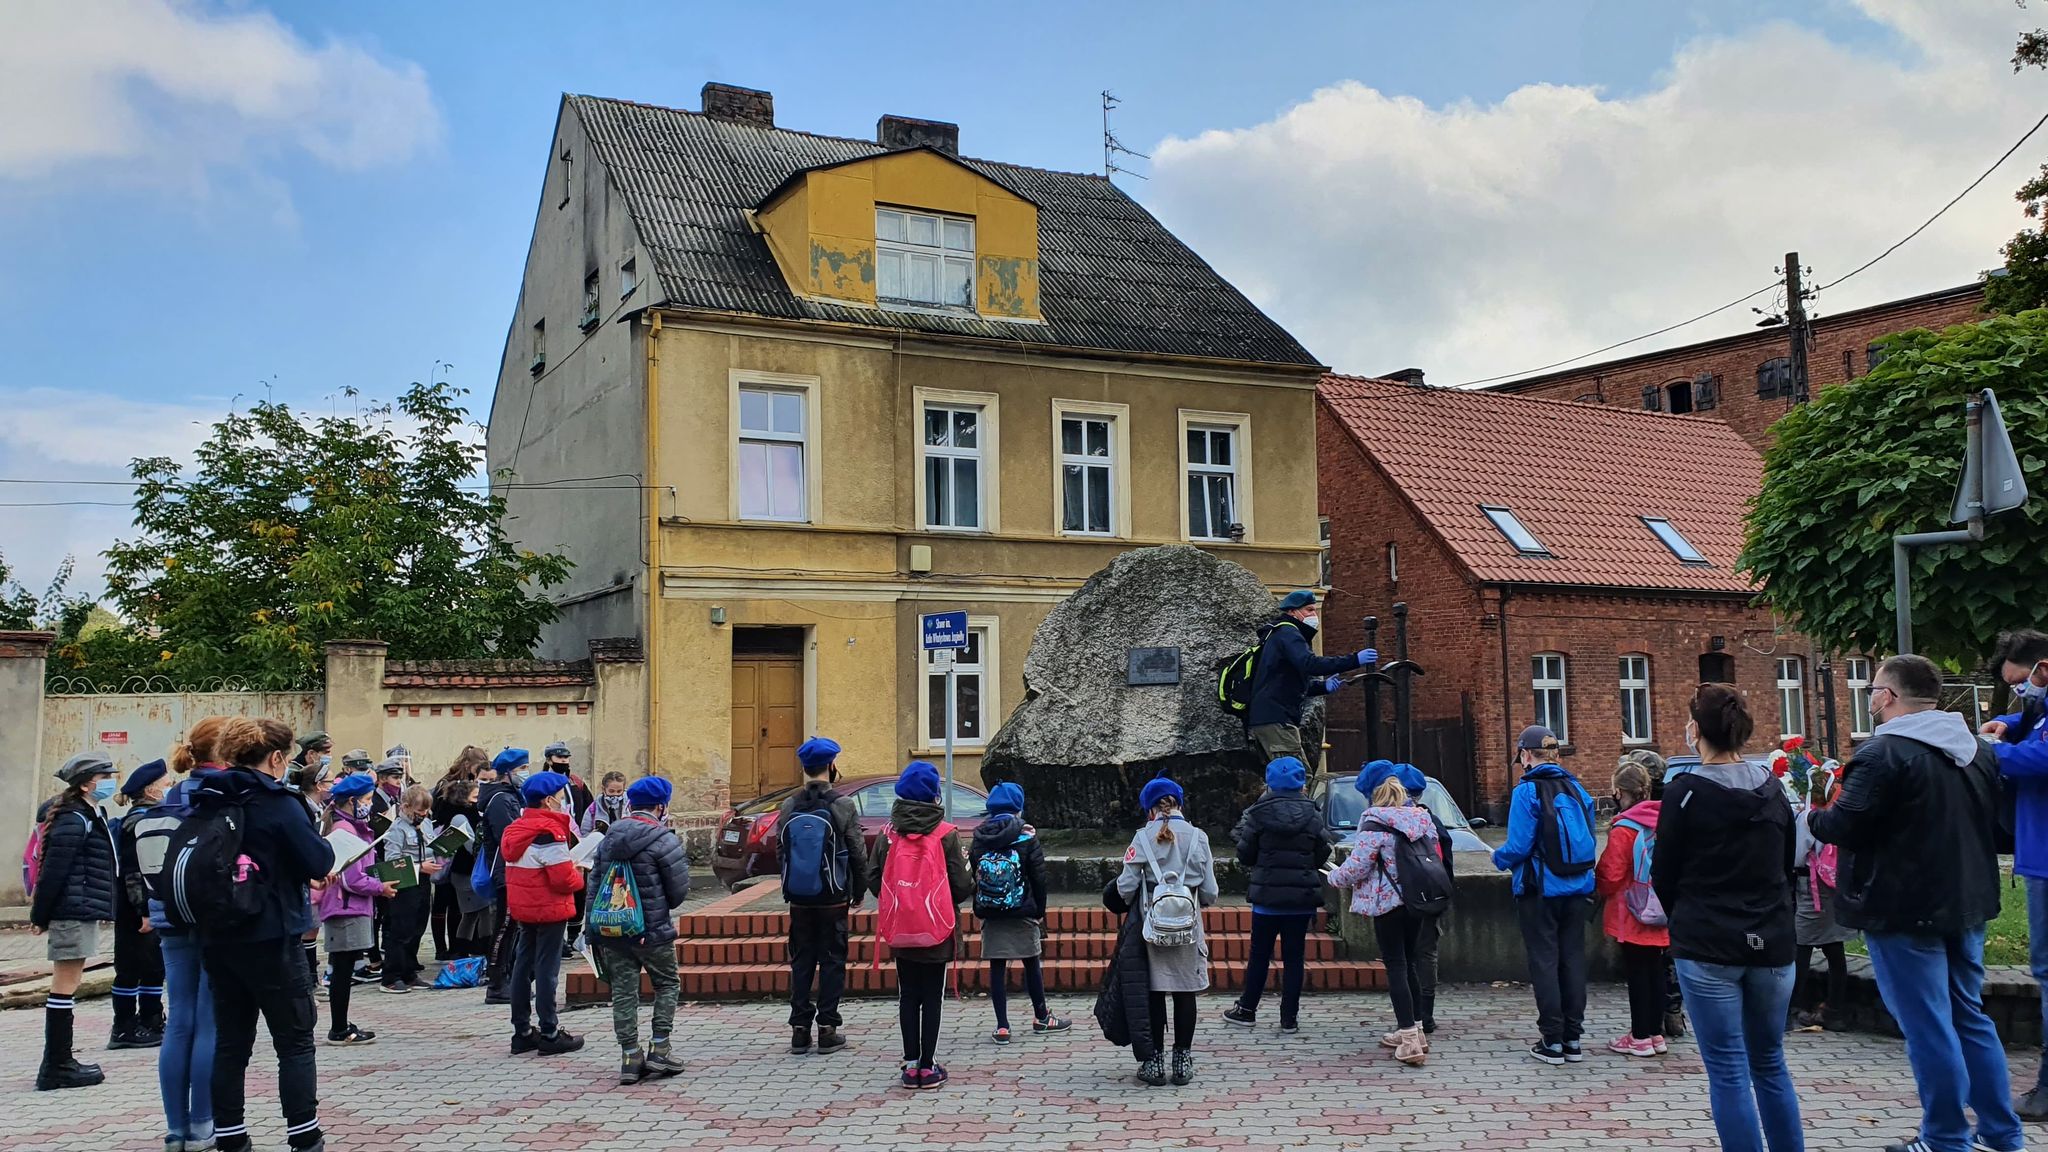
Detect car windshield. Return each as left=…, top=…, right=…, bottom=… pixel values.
left=732, top=785, right=799, bottom=816
left=854, top=780, right=986, bottom=820
left=1325, top=775, right=1471, bottom=833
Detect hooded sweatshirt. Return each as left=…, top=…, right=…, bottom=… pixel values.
left=968, top=813, right=1048, bottom=920
left=1651, top=761, right=1795, bottom=966
left=1595, top=800, right=1668, bottom=947
left=1328, top=804, right=1437, bottom=918
left=867, top=799, right=972, bottom=962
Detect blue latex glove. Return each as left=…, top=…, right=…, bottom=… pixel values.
left=1356, top=648, right=1378, bottom=666
left=1323, top=675, right=1344, bottom=693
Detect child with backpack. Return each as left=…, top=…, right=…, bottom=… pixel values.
left=1594, top=760, right=1667, bottom=1058
left=112, top=757, right=172, bottom=1051
left=1329, top=771, right=1446, bottom=1066
left=970, top=782, right=1069, bottom=1043
left=1790, top=762, right=1852, bottom=1032
left=586, top=776, right=692, bottom=1084
left=317, top=772, right=395, bottom=1045
left=1490, top=725, right=1599, bottom=1066
left=779, top=737, right=868, bottom=1055
left=29, top=753, right=121, bottom=1091
left=1115, top=778, right=1219, bottom=1087
left=867, top=761, right=972, bottom=1090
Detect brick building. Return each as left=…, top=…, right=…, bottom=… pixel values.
left=1316, top=375, right=1873, bottom=819
left=1488, top=283, right=1984, bottom=453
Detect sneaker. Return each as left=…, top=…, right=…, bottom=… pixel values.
left=991, top=1027, right=1012, bottom=1045
left=325, top=1024, right=375, bottom=1045
left=1278, top=1021, right=1300, bottom=1036
left=1649, top=1035, right=1669, bottom=1055
left=917, top=1064, right=949, bottom=1090
left=900, top=1063, right=921, bottom=1090
left=791, top=1027, right=811, bottom=1055
left=618, top=1050, right=645, bottom=1085
left=484, top=992, right=512, bottom=1007
left=1972, top=1139, right=2026, bottom=1152
left=1562, top=1041, right=1584, bottom=1063
left=816, top=1027, right=846, bottom=1055
left=1790, top=1009, right=1824, bottom=1033
left=1422, top=1018, right=1437, bottom=1036
left=1607, top=1034, right=1657, bottom=1058
left=535, top=1029, right=584, bottom=1056
left=1222, top=1004, right=1256, bottom=1028
left=510, top=1030, right=540, bottom=1055
left=1529, top=1041, right=1565, bottom=1066
left=379, top=983, right=411, bottom=995
left=2017, top=1087, right=2048, bottom=1121
left=1885, top=1142, right=1937, bottom=1152
left=1137, top=1055, right=1168, bottom=1086
left=1170, top=1051, right=1195, bottom=1086
left=1663, top=1009, right=1687, bottom=1038
left=1033, top=1014, right=1072, bottom=1034
left=644, top=1042, right=685, bottom=1078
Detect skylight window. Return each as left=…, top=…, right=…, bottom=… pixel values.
left=1643, top=517, right=1708, bottom=564
left=1481, top=505, right=1549, bottom=556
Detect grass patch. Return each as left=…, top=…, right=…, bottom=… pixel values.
left=1845, top=869, right=2029, bottom=966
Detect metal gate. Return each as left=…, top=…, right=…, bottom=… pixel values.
left=40, top=687, right=323, bottom=804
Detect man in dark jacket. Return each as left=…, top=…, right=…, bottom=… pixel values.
left=1224, top=756, right=1329, bottom=1032
left=587, top=775, right=691, bottom=1084
left=1246, top=590, right=1374, bottom=764
left=779, top=737, right=869, bottom=1055
left=478, top=747, right=528, bottom=1004
left=1808, top=655, right=2020, bottom=1152
left=196, top=720, right=337, bottom=1152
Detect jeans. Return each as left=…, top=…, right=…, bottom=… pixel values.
left=1515, top=895, right=1591, bottom=1045
left=1621, top=943, right=1668, bottom=1041
left=1865, top=928, right=2024, bottom=1152
left=1673, top=960, right=1804, bottom=1152
left=203, top=935, right=319, bottom=1150
left=2028, top=875, right=2048, bottom=1092
left=788, top=904, right=851, bottom=1029
left=896, top=959, right=946, bottom=1068
left=510, top=921, right=569, bottom=1037
left=598, top=939, right=678, bottom=1052
left=1238, top=912, right=1311, bottom=1026
left=158, top=931, right=215, bottom=1146
left=1374, top=909, right=1427, bottom=1028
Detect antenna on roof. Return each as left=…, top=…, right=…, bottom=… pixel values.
left=1102, top=90, right=1148, bottom=181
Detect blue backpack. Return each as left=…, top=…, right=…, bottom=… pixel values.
left=1612, top=817, right=1667, bottom=926
left=1530, top=776, right=1597, bottom=892
left=779, top=809, right=849, bottom=902
left=587, top=860, right=646, bottom=939
left=974, top=844, right=1028, bottom=917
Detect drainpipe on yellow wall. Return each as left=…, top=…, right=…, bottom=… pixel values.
left=644, top=311, right=662, bottom=774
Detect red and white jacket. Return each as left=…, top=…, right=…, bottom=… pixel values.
left=502, top=807, right=584, bottom=924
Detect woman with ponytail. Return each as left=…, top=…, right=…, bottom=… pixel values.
left=29, top=753, right=120, bottom=1091
left=1115, top=778, right=1218, bottom=1087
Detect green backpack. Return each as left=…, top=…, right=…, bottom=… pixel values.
left=587, top=859, right=646, bottom=939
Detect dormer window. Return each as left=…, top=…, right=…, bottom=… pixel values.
left=877, top=207, right=974, bottom=310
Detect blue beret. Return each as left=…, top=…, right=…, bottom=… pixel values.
left=985, top=781, right=1025, bottom=815
left=120, top=759, right=168, bottom=799
left=1139, top=777, right=1183, bottom=812
left=797, top=737, right=841, bottom=771
left=330, top=772, right=376, bottom=802
left=492, top=748, right=529, bottom=773
left=520, top=771, right=571, bottom=805
left=895, top=760, right=942, bottom=803
left=1265, top=756, right=1307, bottom=794
left=1356, top=759, right=1399, bottom=796
left=626, top=776, right=672, bottom=809
left=1278, top=589, right=1317, bottom=611
left=1395, top=763, right=1428, bottom=798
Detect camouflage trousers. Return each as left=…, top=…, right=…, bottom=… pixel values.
left=595, top=938, right=679, bottom=1053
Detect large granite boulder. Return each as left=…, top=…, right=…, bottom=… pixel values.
left=980, top=545, right=1321, bottom=833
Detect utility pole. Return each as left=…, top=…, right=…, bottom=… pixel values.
left=1784, top=251, right=1811, bottom=403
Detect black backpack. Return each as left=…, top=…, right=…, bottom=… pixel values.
left=160, top=786, right=267, bottom=933
left=1217, top=622, right=1286, bottom=717
left=1362, top=818, right=1452, bottom=917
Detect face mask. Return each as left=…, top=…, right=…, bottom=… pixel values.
left=2018, top=675, right=2048, bottom=703
left=318, top=755, right=332, bottom=769
left=1301, top=614, right=1320, bottom=631
left=92, top=779, right=117, bottom=802
left=1683, top=723, right=1699, bottom=755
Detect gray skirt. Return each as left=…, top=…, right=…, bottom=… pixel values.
left=981, top=917, right=1043, bottom=961
left=45, top=919, right=99, bottom=962
left=1794, top=873, right=1857, bottom=947
left=324, top=915, right=375, bottom=954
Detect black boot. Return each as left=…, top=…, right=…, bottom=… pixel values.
left=37, top=999, right=104, bottom=1091
left=107, top=992, right=137, bottom=1049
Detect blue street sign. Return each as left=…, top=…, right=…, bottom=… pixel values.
left=920, top=611, right=969, bottom=650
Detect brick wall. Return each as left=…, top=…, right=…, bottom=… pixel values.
left=1499, top=286, right=1983, bottom=453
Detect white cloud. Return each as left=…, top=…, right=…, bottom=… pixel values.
left=0, top=0, right=437, bottom=183
left=1147, top=0, right=2045, bottom=384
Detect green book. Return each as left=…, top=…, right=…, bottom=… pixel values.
left=368, top=856, right=418, bottom=891
left=369, top=811, right=393, bottom=839
left=428, top=824, right=472, bottom=857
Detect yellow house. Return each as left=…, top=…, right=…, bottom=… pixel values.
left=487, top=83, right=1326, bottom=823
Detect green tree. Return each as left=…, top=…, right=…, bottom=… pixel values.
left=0, top=552, right=81, bottom=631
left=57, top=380, right=571, bottom=687
left=1741, top=313, right=2048, bottom=667
left=1984, top=11, right=2048, bottom=312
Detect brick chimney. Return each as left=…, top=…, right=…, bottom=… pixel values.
left=701, top=82, right=774, bottom=127
left=1383, top=368, right=1426, bottom=385
left=878, top=114, right=959, bottom=155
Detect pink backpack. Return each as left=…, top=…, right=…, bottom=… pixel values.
left=877, top=822, right=958, bottom=952
left=1811, top=842, right=1840, bottom=910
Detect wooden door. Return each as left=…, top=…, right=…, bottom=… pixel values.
left=731, top=656, right=804, bottom=798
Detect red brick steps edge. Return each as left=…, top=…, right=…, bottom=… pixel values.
left=567, top=958, right=1387, bottom=1003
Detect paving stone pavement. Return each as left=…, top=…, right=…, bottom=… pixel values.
left=1, top=981, right=2036, bottom=1151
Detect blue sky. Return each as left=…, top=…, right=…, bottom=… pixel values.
left=0, top=0, right=2033, bottom=592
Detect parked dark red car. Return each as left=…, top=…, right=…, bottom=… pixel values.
left=709, top=775, right=990, bottom=890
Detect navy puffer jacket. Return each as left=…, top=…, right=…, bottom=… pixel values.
left=31, top=796, right=118, bottom=927
left=1234, top=791, right=1331, bottom=914
left=585, top=813, right=691, bottom=947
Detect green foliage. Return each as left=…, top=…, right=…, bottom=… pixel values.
left=53, top=380, right=571, bottom=688
left=0, top=552, right=83, bottom=632
left=1983, top=165, right=2048, bottom=315
left=1741, top=313, right=2048, bottom=667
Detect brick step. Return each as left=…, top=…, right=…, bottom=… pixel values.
left=675, top=904, right=1262, bottom=939
left=675, top=931, right=1345, bottom=967
left=567, top=957, right=1384, bottom=1004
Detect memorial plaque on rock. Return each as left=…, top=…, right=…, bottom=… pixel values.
left=1127, top=646, right=1181, bottom=686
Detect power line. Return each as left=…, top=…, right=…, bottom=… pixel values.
left=1450, top=281, right=1780, bottom=387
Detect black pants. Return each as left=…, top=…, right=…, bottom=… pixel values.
left=204, top=936, right=319, bottom=1150
left=1238, top=912, right=1310, bottom=1026
left=430, top=880, right=459, bottom=960
left=1796, top=941, right=1848, bottom=1011
left=326, top=948, right=366, bottom=1036
left=1373, top=908, right=1427, bottom=1028
left=510, top=921, right=568, bottom=1037
left=1414, top=912, right=1443, bottom=1028
left=1148, top=990, right=1198, bottom=1054
left=1620, top=942, right=1668, bottom=1041
left=895, top=959, right=946, bottom=1069
left=1515, top=895, right=1591, bottom=1046
left=788, top=904, right=850, bottom=1029
left=112, top=890, right=165, bottom=1026
left=381, top=885, right=430, bottom=986
left=487, top=891, right=516, bottom=993
left=988, top=958, right=1048, bottom=1030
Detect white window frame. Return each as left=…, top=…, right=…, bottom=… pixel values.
left=1845, top=656, right=1873, bottom=738
left=1177, top=409, right=1253, bottom=543
left=729, top=370, right=822, bottom=524
left=1318, top=517, right=1332, bottom=587
left=1533, top=652, right=1569, bottom=745
left=913, top=388, right=999, bottom=534
left=581, top=269, right=601, bottom=331
left=918, top=616, right=999, bottom=749
left=1618, top=654, right=1653, bottom=746
left=619, top=256, right=638, bottom=300
left=1051, top=399, right=1131, bottom=539
left=876, top=206, right=976, bottom=311
left=1777, top=656, right=1806, bottom=740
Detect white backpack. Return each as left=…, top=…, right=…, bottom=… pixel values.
left=1136, top=830, right=1199, bottom=948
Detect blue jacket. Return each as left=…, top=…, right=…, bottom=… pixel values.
left=1490, top=764, right=1597, bottom=898
left=1993, top=706, right=2048, bottom=879
left=1246, top=619, right=1361, bottom=728
left=192, top=765, right=336, bottom=943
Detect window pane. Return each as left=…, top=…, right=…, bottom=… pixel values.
left=768, top=442, right=804, bottom=518
left=1062, top=464, right=1086, bottom=530
left=1187, top=475, right=1207, bottom=537
left=1061, top=418, right=1082, bottom=456
left=943, top=218, right=972, bottom=251
left=926, top=457, right=949, bottom=526
left=944, top=257, right=972, bottom=307
left=908, top=253, right=937, bottom=302
left=957, top=673, right=981, bottom=738
left=739, top=389, right=770, bottom=433
left=878, top=249, right=903, bottom=299
left=1209, top=429, right=1231, bottom=466
left=962, top=631, right=982, bottom=665
left=1088, top=465, right=1110, bottom=532
left=1208, top=475, right=1233, bottom=536
left=951, top=409, right=977, bottom=449
left=1187, top=429, right=1205, bottom=465
left=1086, top=420, right=1109, bottom=457
left=877, top=210, right=905, bottom=243
left=925, top=408, right=951, bottom=447
left=927, top=674, right=945, bottom=742
left=908, top=213, right=938, bottom=247
left=737, top=441, right=769, bottom=517
left=953, top=458, right=978, bottom=527
left=771, top=392, right=803, bottom=435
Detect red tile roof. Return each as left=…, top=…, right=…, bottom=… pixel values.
left=1320, top=374, right=1764, bottom=593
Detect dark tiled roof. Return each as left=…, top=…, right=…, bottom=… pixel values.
left=383, top=659, right=594, bottom=689
left=1320, top=375, right=1764, bottom=593
left=568, top=95, right=1320, bottom=369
